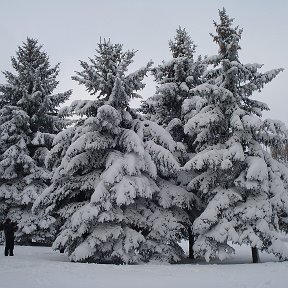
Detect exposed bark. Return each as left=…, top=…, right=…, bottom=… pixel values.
left=188, top=226, right=195, bottom=259
left=251, top=247, right=260, bottom=263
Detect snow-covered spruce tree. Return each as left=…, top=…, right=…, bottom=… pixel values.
left=0, top=38, right=71, bottom=244
left=33, top=40, right=194, bottom=264
left=183, top=9, right=288, bottom=263
left=141, top=27, right=205, bottom=130
left=141, top=27, right=205, bottom=258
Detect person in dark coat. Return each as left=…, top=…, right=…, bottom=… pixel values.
left=0, top=218, right=18, bottom=256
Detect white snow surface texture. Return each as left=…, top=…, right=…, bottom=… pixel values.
left=0, top=244, right=287, bottom=288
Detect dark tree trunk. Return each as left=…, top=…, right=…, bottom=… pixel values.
left=251, top=247, right=260, bottom=263
left=188, top=227, right=194, bottom=259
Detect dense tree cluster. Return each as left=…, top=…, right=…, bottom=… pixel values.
left=1, top=9, right=288, bottom=263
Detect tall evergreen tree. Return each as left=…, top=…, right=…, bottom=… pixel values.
left=0, top=38, right=71, bottom=244
left=141, top=27, right=205, bottom=258
left=184, top=9, right=288, bottom=262
left=34, top=40, right=194, bottom=263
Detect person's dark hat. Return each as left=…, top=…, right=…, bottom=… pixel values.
left=5, top=218, right=11, bottom=223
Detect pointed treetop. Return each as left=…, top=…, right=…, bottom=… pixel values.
left=211, top=8, right=242, bottom=60
left=0, top=37, right=71, bottom=133
left=12, top=37, right=55, bottom=74
left=6, top=37, right=61, bottom=99
left=169, top=26, right=196, bottom=58
left=72, top=38, right=152, bottom=111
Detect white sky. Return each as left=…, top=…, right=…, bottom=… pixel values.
left=1, top=0, right=287, bottom=124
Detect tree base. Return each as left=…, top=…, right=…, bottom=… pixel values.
left=251, top=247, right=260, bottom=263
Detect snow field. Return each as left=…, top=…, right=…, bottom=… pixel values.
left=0, top=244, right=287, bottom=288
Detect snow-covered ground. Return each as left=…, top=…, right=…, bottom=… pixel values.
left=0, top=243, right=288, bottom=288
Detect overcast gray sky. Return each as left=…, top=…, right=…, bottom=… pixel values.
left=1, top=0, right=287, bottom=124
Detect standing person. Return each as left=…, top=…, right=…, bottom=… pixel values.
left=0, top=218, right=17, bottom=256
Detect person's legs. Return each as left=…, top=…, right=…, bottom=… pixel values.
left=5, top=237, right=14, bottom=256
left=5, top=239, right=9, bottom=256
left=9, top=239, right=14, bottom=256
